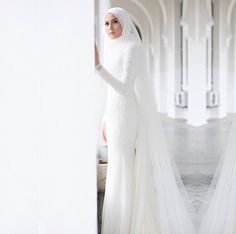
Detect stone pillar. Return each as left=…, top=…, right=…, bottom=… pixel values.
left=182, top=37, right=188, bottom=91
left=164, top=0, right=176, bottom=118
left=181, top=0, right=213, bottom=126
left=217, top=0, right=233, bottom=117
left=218, top=48, right=228, bottom=117
left=206, top=36, right=213, bottom=91
left=166, top=47, right=176, bottom=118
left=187, top=41, right=207, bottom=126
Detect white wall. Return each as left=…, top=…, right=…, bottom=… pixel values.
left=0, top=0, right=98, bottom=233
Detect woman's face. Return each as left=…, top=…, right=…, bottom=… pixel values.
left=104, top=13, right=123, bottom=39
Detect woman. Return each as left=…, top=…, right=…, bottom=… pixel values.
left=95, top=7, right=195, bottom=234
left=199, top=119, right=236, bottom=234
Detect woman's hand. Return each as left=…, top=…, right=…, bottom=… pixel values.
left=102, top=122, right=107, bottom=143
left=95, top=42, right=100, bottom=66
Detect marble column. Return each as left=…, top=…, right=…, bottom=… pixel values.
left=187, top=41, right=208, bottom=126
left=164, top=0, right=176, bottom=118
left=217, top=0, right=234, bottom=117
left=181, top=0, right=213, bottom=126
left=206, top=36, right=213, bottom=91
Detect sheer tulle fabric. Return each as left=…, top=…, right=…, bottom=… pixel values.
left=198, top=119, right=236, bottom=234
left=133, top=65, right=196, bottom=234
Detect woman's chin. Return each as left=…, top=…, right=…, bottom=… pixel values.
left=109, top=34, right=120, bottom=40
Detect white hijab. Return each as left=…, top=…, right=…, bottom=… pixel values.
left=102, top=7, right=142, bottom=68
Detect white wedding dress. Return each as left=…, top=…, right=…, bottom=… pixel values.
left=98, top=41, right=140, bottom=234
left=96, top=40, right=196, bottom=233
left=96, top=7, right=196, bottom=234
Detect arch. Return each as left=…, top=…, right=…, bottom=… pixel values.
left=157, top=0, right=169, bottom=47
left=130, top=0, right=167, bottom=41
left=180, top=0, right=214, bottom=40
left=157, top=0, right=167, bottom=29
left=129, top=0, right=154, bottom=39
left=111, top=0, right=152, bottom=46
left=110, top=0, right=168, bottom=47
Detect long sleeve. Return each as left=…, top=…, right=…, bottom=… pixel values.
left=96, top=44, right=140, bottom=96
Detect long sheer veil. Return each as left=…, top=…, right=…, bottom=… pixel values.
left=101, top=7, right=196, bottom=233
left=198, top=117, right=236, bottom=234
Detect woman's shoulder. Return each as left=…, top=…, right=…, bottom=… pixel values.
left=124, top=42, right=143, bottom=56
left=126, top=41, right=142, bottom=50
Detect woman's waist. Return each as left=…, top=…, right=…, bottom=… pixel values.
left=106, top=93, right=138, bottom=106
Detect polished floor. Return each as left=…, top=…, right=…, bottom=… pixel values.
left=97, top=113, right=235, bottom=232
left=162, top=113, right=234, bottom=225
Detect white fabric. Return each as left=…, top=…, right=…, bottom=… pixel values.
left=96, top=7, right=196, bottom=234
left=198, top=119, right=236, bottom=234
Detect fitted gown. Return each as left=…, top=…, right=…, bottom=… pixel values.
left=97, top=40, right=157, bottom=233
left=97, top=42, right=141, bottom=234
left=96, top=41, right=195, bottom=234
